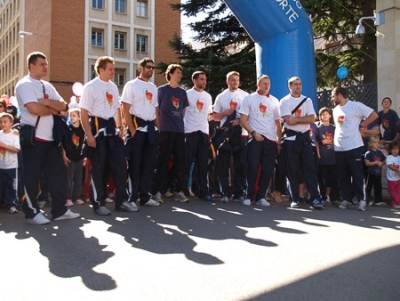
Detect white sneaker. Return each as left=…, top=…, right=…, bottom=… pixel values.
left=339, top=200, right=351, bottom=209
left=144, top=199, right=160, bottom=207
left=105, top=197, right=114, bottom=203
left=358, top=200, right=367, bottom=211
left=119, top=201, right=139, bottom=212
left=53, top=209, right=80, bottom=221
left=174, top=191, right=189, bottom=203
left=65, top=199, right=74, bottom=207
left=8, top=206, right=18, bottom=214
left=256, top=198, right=270, bottom=207
left=154, top=191, right=163, bottom=204
left=27, top=213, right=50, bottom=225
left=220, top=196, right=229, bottom=203
left=242, top=199, right=251, bottom=206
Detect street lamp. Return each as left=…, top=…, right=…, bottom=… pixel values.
left=355, top=11, right=385, bottom=35
left=18, top=30, right=34, bottom=37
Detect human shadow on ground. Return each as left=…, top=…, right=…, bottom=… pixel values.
left=0, top=211, right=116, bottom=291
left=1, top=199, right=398, bottom=292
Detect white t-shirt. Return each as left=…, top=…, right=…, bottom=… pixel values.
left=121, top=78, right=158, bottom=132
left=79, top=77, right=120, bottom=119
left=280, top=94, right=316, bottom=139
left=0, top=131, right=20, bottom=169
left=386, top=154, right=400, bottom=181
left=239, top=92, right=281, bottom=141
left=184, top=88, right=213, bottom=134
left=332, top=101, right=373, bottom=151
left=15, top=75, right=63, bottom=141
left=214, top=88, right=249, bottom=135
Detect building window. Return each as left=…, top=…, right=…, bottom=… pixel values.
left=91, top=65, right=96, bottom=79
left=92, top=29, right=103, bottom=47
left=114, top=69, right=126, bottom=86
left=137, top=0, right=147, bottom=17
left=136, top=35, right=147, bottom=52
left=92, top=0, right=103, bottom=9
left=114, top=32, right=126, bottom=50
left=115, top=0, right=126, bottom=13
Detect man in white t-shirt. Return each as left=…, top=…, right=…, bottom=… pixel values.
left=239, top=75, right=281, bottom=206
left=212, top=71, right=249, bottom=202
left=15, top=51, right=80, bottom=224
left=184, top=71, right=214, bottom=201
left=80, top=56, right=134, bottom=215
left=121, top=58, right=160, bottom=208
left=280, top=76, right=323, bottom=210
left=331, top=86, right=378, bottom=211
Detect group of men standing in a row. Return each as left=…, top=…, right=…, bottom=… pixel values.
left=16, top=51, right=377, bottom=225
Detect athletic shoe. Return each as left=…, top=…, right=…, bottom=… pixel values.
left=118, top=201, right=139, bottom=212
left=174, top=191, right=189, bottom=203
left=392, top=205, right=400, bottom=209
left=375, top=202, right=386, bottom=206
left=8, top=206, right=18, bottom=214
left=95, top=206, right=111, bottom=216
left=339, top=200, right=352, bottom=209
left=256, top=198, right=270, bottom=207
left=220, top=196, right=229, bottom=203
left=75, top=199, right=85, bottom=205
left=290, top=200, right=299, bottom=208
left=324, top=196, right=331, bottom=205
left=202, top=195, right=215, bottom=202
left=105, top=197, right=114, bottom=203
left=154, top=192, right=163, bottom=204
left=311, top=198, right=324, bottom=210
left=65, top=199, right=74, bottom=207
left=358, top=200, right=367, bottom=211
left=144, top=199, right=160, bottom=207
left=27, top=213, right=50, bottom=225
left=242, top=199, right=251, bottom=206
left=53, top=209, right=80, bottom=221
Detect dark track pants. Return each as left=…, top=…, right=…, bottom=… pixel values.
left=22, top=141, right=68, bottom=219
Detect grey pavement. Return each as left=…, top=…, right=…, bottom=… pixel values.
left=1, top=198, right=400, bottom=301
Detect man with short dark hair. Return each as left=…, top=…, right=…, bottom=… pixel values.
left=280, top=76, right=323, bottom=210
left=331, top=86, right=378, bottom=211
left=122, top=58, right=160, bottom=207
left=184, top=71, right=214, bottom=201
left=153, top=64, right=189, bottom=203
left=15, top=51, right=80, bottom=224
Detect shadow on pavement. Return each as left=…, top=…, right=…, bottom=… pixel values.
left=0, top=199, right=399, bottom=292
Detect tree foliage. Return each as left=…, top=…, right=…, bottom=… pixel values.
left=157, top=0, right=376, bottom=97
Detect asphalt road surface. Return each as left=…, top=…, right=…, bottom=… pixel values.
left=1, top=198, right=399, bottom=301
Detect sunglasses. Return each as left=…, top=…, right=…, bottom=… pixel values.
left=145, top=65, right=155, bottom=69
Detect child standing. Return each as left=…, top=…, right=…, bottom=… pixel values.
left=0, top=113, right=20, bottom=213
left=316, top=107, right=340, bottom=204
left=364, top=136, right=386, bottom=206
left=386, top=140, right=400, bottom=209
left=63, top=108, right=85, bottom=206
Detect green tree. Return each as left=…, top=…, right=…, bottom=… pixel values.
left=159, top=0, right=376, bottom=94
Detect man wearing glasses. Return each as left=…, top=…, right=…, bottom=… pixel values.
left=121, top=58, right=161, bottom=207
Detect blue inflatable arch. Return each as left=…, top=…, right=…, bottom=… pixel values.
left=224, top=0, right=317, bottom=107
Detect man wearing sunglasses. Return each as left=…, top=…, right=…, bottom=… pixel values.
left=122, top=58, right=160, bottom=208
